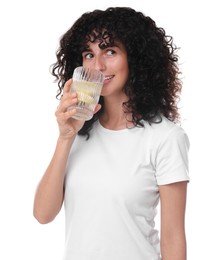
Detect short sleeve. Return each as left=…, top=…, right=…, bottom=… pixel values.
left=155, top=126, right=190, bottom=185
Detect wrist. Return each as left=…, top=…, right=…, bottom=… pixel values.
left=57, top=134, right=76, bottom=147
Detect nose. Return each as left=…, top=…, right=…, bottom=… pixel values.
left=94, top=56, right=106, bottom=72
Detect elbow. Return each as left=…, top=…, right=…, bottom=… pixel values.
left=33, top=198, right=62, bottom=224
left=33, top=209, right=55, bottom=224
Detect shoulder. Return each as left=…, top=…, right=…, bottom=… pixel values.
left=142, top=116, right=190, bottom=149
left=143, top=115, right=188, bottom=137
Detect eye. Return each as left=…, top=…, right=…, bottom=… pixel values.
left=83, top=53, right=94, bottom=59
left=106, top=49, right=116, bottom=56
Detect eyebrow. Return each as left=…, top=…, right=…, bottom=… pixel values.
left=82, top=43, right=121, bottom=52
left=82, top=47, right=92, bottom=52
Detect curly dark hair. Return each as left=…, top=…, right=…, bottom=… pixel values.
left=51, top=7, right=182, bottom=138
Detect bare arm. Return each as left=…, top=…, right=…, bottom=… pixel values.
left=159, top=181, right=188, bottom=260
left=33, top=136, right=75, bottom=224
left=33, top=79, right=85, bottom=224
left=33, top=79, right=101, bottom=224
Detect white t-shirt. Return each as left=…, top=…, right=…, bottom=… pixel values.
left=63, top=116, right=190, bottom=260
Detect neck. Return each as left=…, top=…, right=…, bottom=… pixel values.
left=99, top=95, right=134, bottom=130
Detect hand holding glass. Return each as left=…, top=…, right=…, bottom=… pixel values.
left=69, top=66, right=104, bottom=121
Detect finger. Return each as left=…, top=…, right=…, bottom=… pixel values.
left=56, top=97, right=78, bottom=115
left=57, top=91, right=78, bottom=113
left=94, top=104, right=102, bottom=114
left=63, top=79, right=73, bottom=94
left=61, top=91, right=77, bottom=104
left=58, top=107, right=77, bottom=121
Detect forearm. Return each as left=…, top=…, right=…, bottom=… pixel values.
left=33, top=136, right=75, bottom=224
left=159, top=182, right=188, bottom=260
left=161, top=230, right=187, bottom=260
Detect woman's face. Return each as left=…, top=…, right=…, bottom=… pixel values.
left=82, top=40, right=129, bottom=97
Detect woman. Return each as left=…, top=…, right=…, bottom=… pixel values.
left=33, top=7, right=190, bottom=260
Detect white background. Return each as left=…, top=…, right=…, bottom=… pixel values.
left=0, top=0, right=220, bottom=259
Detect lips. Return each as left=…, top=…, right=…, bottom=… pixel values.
left=105, top=75, right=114, bottom=80
left=104, top=75, right=114, bottom=84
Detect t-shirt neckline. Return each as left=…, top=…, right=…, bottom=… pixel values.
left=96, top=120, right=136, bottom=134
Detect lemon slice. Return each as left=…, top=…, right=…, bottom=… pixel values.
left=78, top=93, right=95, bottom=104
